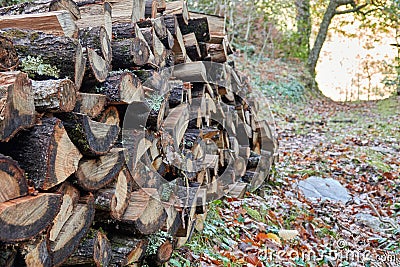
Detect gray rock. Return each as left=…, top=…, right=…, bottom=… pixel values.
left=354, top=213, right=390, bottom=232
left=297, top=176, right=351, bottom=203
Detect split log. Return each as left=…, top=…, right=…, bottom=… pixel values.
left=164, top=1, right=189, bottom=25
left=100, top=188, right=167, bottom=236
left=140, top=27, right=167, bottom=67
left=32, top=78, right=77, bottom=113
left=168, top=80, right=191, bottom=108
left=145, top=239, right=173, bottom=266
left=0, top=154, right=28, bottom=203
left=109, top=235, right=148, bottom=266
left=83, top=47, right=109, bottom=85
left=0, top=0, right=81, bottom=20
left=0, top=11, right=78, bottom=38
left=0, top=36, right=19, bottom=71
left=0, top=71, right=35, bottom=142
left=1, top=117, right=82, bottom=190
left=75, top=148, right=126, bottom=191
left=98, top=71, right=143, bottom=104
left=129, top=160, right=164, bottom=190
left=73, top=92, right=106, bottom=118
left=189, top=11, right=225, bottom=43
left=122, top=129, right=151, bottom=171
left=177, top=16, right=210, bottom=43
left=156, top=0, right=166, bottom=12
left=94, top=166, right=133, bottom=219
left=48, top=183, right=80, bottom=245
left=163, top=103, right=189, bottom=150
left=79, top=25, right=112, bottom=64
left=171, top=26, right=187, bottom=64
left=145, top=0, right=158, bottom=18
left=183, top=32, right=201, bottom=61
left=17, top=234, right=52, bottom=267
left=207, top=43, right=227, bottom=63
left=164, top=14, right=178, bottom=36
left=50, top=194, right=95, bottom=267
left=0, top=193, right=62, bottom=242
left=76, top=2, right=112, bottom=38
left=56, top=112, right=120, bottom=156
left=173, top=61, right=207, bottom=82
left=95, top=106, right=120, bottom=126
left=112, top=22, right=136, bottom=39
left=131, top=0, right=146, bottom=22
left=63, top=229, right=111, bottom=267
left=0, top=29, right=85, bottom=89
left=112, top=37, right=150, bottom=68
left=227, top=182, right=247, bottom=198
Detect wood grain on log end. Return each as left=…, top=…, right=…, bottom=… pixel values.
left=0, top=153, right=28, bottom=203
left=57, top=112, right=120, bottom=156
left=0, top=71, right=35, bottom=142
left=76, top=148, right=126, bottom=191
left=50, top=194, right=95, bottom=267
left=0, top=193, right=62, bottom=242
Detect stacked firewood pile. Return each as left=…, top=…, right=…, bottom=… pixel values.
left=0, top=0, right=278, bottom=266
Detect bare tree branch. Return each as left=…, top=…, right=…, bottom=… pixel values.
left=335, top=3, right=368, bottom=15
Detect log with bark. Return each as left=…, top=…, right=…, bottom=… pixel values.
left=145, top=239, right=174, bottom=266
left=0, top=153, right=28, bottom=203
left=56, top=112, right=120, bottom=156
left=0, top=71, right=35, bottom=141
left=50, top=194, right=95, bottom=267
left=0, top=193, right=62, bottom=242
left=0, top=36, right=19, bottom=71
left=15, top=234, right=52, bottom=267
left=0, top=0, right=81, bottom=20
left=73, top=92, right=106, bottom=118
left=97, top=71, right=144, bottom=104
left=0, top=117, right=82, bottom=190
left=94, top=166, right=133, bottom=219
left=75, top=148, right=126, bottom=191
left=0, top=11, right=78, bottom=38
left=109, top=235, right=148, bottom=266
left=32, top=78, right=77, bottom=113
left=63, top=229, right=112, bottom=267
left=99, top=188, right=167, bottom=236
left=0, top=29, right=86, bottom=89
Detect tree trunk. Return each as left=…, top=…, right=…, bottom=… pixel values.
left=295, top=0, right=311, bottom=53
left=307, top=0, right=339, bottom=77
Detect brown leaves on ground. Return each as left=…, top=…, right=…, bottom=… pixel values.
left=171, top=97, right=400, bottom=267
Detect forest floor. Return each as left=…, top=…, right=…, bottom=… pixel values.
left=170, top=58, right=400, bottom=266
